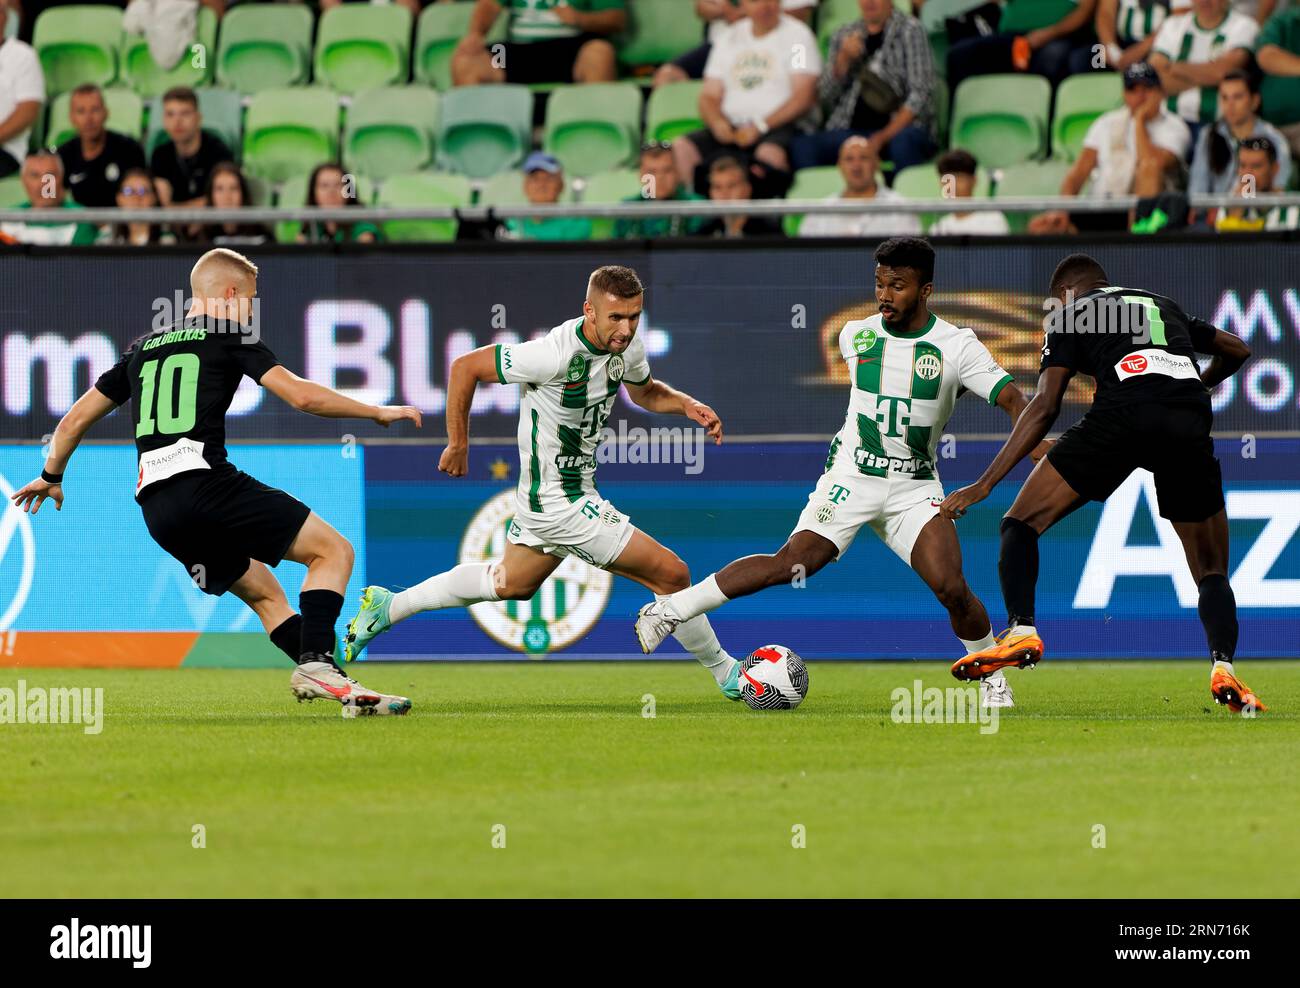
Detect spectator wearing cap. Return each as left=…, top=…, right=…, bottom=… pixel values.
left=947, top=0, right=1100, bottom=94
left=0, top=149, right=96, bottom=245
left=452, top=0, right=626, bottom=86
left=790, top=0, right=936, bottom=174
left=613, top=142, right=708, bottom=238
left=1257, top=5, right=1300, bottom=164
left=1189, top=70, right=1291, bottom=195
left=695, top=154, right=785, bottom=237
left=1149, top=0, right=1258, bottom=133
left=0, top=0, right=44, bottom=180
left=927, top=149, right=1010, bottom=235
left=56, top=83, right=147, bottom=208
left=1209, top=135, right=1299, bottom=229
left=652, top=0, right=817, bottom=88
left=797, top=134, right=920, bottom=237
left=501, top=151, right=592, bottom=241
left=673, top=0, right=821, bottom=199
left=1029, top=61, right=1190, bottom=233
left=1094, top=0, right=1178, bottom=74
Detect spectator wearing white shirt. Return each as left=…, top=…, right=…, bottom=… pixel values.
left=1188, top=70, right=1292, bottom=194
left=672, top=0, right=821, bottom=197
left=1149, top=0, right=1258, bottom=131
left=0, top=0, right=44, bottom=179
left=928, top=149, right=1010, bottom=235
left=1029, top=61, right=1191, bottom=233
left=652, top=0, right=816, bottom=87
left=798, top=134, right=922, bottom=237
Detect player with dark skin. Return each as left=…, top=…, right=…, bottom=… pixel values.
left=701, top=261, right=1048, bottom=644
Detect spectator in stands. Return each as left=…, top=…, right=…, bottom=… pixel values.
left=790, top=0, right=936, bottom=174
left=696, top=153, right=784, bottom=236
left=198, top=160, right=270, bottom=245
left=56, top=84, right=146, bottom=208
left=613, top=141, right=708, bottom=238
left=105, top=166, right=176, bottom=246
left=1209, top=135, right=1298, bottom=228
left=1149, top=0, right=1258, bottom=132
left=150, top=87, right=234, bottom=208
left=928, top=148, right=1010, bottom=235
left=673, top=0, right=821, bottom=198
left=1257, top=5, right=1300, bottom=165
left=947, top=0, right=1099, bottom=94
left=0, top=0, right=43, bottom=180
left=798, top=134, right=920, bottom=237
left=0, top=150, right=96, bottom=245
left=452, top=0, right=626, bottom=86
left=298, top=162, right=379, bottom=244
left=500, top=151, right=593, bottom=241
left=1189, top=70, right=1291, bottom=195
left=1094, top=0, right=1178, bottom=72
left=652, top=0, right=817, bottom=88
left=1028, top=61, right=1190, bottom=233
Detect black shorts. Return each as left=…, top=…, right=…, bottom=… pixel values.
left=1046, top=400, right=1224, bottom=522
left=500, top=34, right=602, bottom=84
left=682, top=124, right=802, bottom=159
left=671, top=41, right=711, bottom=78
left=139, top=468, right=312, bottom=596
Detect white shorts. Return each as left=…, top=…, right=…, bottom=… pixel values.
left=507, top=494, right=634, bottom=568
left=791, top=471, right=945, bottom=565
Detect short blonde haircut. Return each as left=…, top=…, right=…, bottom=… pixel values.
left=190, top=247, right=259, bottom=297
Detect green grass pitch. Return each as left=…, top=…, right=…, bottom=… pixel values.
left=3, top=661, right=1297, bottom=898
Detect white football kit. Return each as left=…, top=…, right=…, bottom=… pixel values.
left=494, top=317, right=652, bottom=567
left=793, top=312, right=1014, bottom=563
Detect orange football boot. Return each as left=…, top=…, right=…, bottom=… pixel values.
left=1210, top=666, right=1266, bottom=714
left=951, top=627, right=1044, bottom=681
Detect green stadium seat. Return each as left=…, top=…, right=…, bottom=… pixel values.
left=414, top=5, right=507, bottom=91
left=46, top=87, right=144, bottom=148
left=1052, top=72, right=1122, bottom=161
left=617, top=0, right=702, bottom=68
left=436, top=84, right=531, bottom=178
left=216, top=3, right=314, bottom=95
left=644, top=80, right=704, bottom=143
left=377, top=172, right=470, bottom=243
left=543, top=82, right=642, bottom=177
left=993, top=158, right=1071, bottom=231
left=314, top=4, right=413, bottom=95
left=783, top=165, right=844, bottom=236
left=243, top=88, right=340, bottom=184
left=121, top=6, right=217, bottom=98
left=33, top=6, right=123, bottom=95
left=344, top=86, right=439, bottom=182
left=581, top=168, right=642, bottom=239
left=145, top=87, right=243, bottom=158
left=0, top=176, right=25, bottom=207
left=245, top=172, right=272, bottom=207
left=274, top=172, right=377, bottom=244
left=950, top=73, right=1050, bottom=169
left=817, top=0, right=860, bottom=53
left=892, top=161, right=992, bottom=232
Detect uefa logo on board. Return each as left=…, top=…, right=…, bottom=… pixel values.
left=458, top=491, right=612, bottom=657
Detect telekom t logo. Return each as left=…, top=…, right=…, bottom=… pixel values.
left=875, top=395, right=912, bottom=437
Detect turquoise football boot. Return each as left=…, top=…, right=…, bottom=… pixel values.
left=720, top=659, right=742, bottom=701
left=344, top=585, right=395, bottom=662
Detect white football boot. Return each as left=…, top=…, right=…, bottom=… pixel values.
left=290, top=656, right=412, bottom=717
left=634, top=599, right=681, bottom=654
left=980, top=672, right=1015, bottom=709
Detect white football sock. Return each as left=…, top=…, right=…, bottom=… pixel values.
left=959, top=630, right=997, bottom=655
left=1213, top=658, right=1235, bottom=676
left=1010, top=623, right=1037, bottom=637
left=657, top=593, right=734, bottom=683
left=663, top=573, right=729, bottom=623
left=390, top=563, right=500, bottom=624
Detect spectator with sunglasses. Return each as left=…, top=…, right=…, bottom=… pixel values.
left=613, top=142, right=708, bottom=239
left=105, top=166, right=175, bottom=246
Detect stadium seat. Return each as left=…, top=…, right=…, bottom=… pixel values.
left=617, top=0, right=701, bottom=68
left=216, top=3, right=314, bottom=95
left=543, top=83, right=642, bottom=177
left=274, top=173, right=377, bottom=244
left=121, top=5, right=217, bottom=98
left=242, top=88, right=341, bottom=184
left=314, top=4, right=413, bottom=95
left=820, top=0, right=897, bottom=53
left=580, top=168, right=642, bottom=240
left=644, top=81, right=704, bottom=143
left=414, top=4, right=507, bottom=91
left=145, top=87, right=243, bottom=158
left=33, top=6, right=123, bottom=95
left=377, top=172, right=470, bottom=243
left=343, top=86, right=439, bottom=182
left=993, top=158, right=1071, bottom=231
left=46, top=88, right=144, bottom=148
left=436, top=84, right=532, bottom=179
left=892, top=161, right=992, bottom=232
left=1052, top=72, right=1122, bottom=162
left=950, top=73, right=1050, bottom=169
left=783, top=166, right=845, bottom=236
left=0, top=176, right=25, bottom=207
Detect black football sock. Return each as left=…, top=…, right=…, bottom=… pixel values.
left=299, top=589, right=344, bottom=661
left=999, top=517, right=1039, bottom=628
left=269, top=614, right=304, bottom=663
left=1197, top=574, right=1238, bottom=662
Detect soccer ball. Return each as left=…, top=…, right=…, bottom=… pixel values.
left=739, top=645, right=809, bottom=711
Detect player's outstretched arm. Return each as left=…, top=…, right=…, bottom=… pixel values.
left=441, top=346, right=501, bottom=477
left=261, top=366, right=422, bottom=428
left=941, top=367, right=1074, bottom=520
left=994, top=381, right=1054, bottom=463
left=10, top=386, right=119, bottom=515
left=1197, top=328, right=1251, bottom=390
left=624, top=378, right=723, bottom=444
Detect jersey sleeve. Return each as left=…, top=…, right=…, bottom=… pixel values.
left=495, top=336, right=562, bottom=385
left=1151, top=18, right=1179, bottom=60
left=94, top=346, right=134, bottom=405
left=1040, top=307, right=1082, bottom=373
left=227, top=334, right=281, bottom=383
left=623, top=335, right=652, bottom=386
left=957, top=330, right=1014, bottom=405
left=1188, top=315, right=1219, bottom=352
